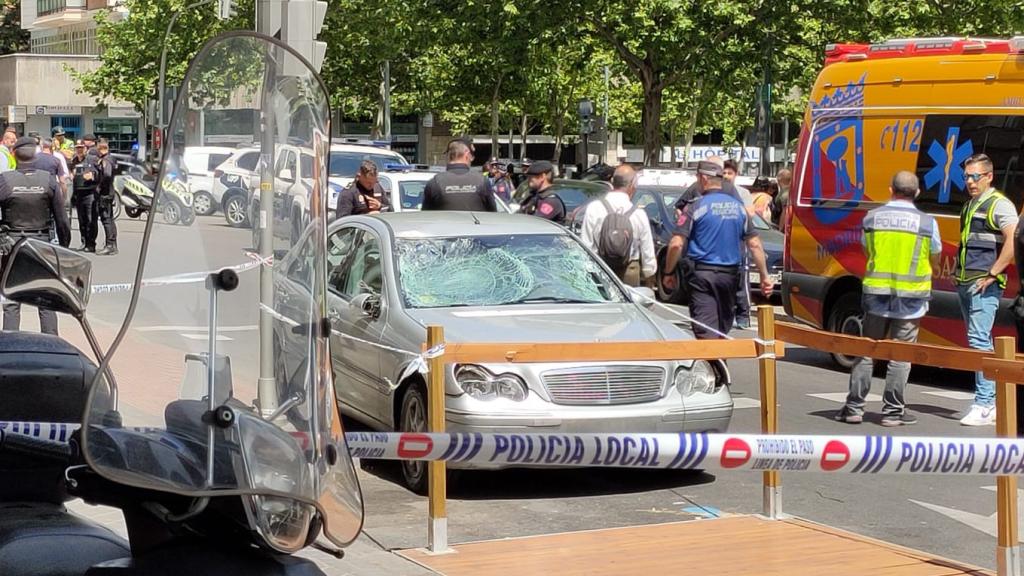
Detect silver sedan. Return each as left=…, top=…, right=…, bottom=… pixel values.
left=319, top=212, right=733, bottom=492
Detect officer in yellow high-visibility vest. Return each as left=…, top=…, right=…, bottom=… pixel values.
left=835, top=171, right=941, bottom=427
left=0, top=127, right=16, bottom=172
left=955, top=153, right=1018, bottom=426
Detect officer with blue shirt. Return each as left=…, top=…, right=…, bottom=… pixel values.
left=662, top=161, right=772, bottom=339
left=835, top=171, right=940, bottom=427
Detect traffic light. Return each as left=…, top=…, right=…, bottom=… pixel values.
left=282, top=0, right=328, bottom=74
left=217, top=0, right=236, bottom=20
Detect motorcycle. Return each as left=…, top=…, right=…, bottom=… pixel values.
left=113, top=168, right=196, bottom=226
left=0, top=32, right=363, bottom=576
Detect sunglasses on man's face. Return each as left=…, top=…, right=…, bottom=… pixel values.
left=966, top=172, right=991, bottom=182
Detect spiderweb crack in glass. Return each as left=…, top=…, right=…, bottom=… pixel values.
left=395, top=235, right=618, bottom=308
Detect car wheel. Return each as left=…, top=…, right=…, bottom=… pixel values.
left=125, top=207, right=141, bottom=219
left=399, top=384, right=429, bottom=495
left=179, top=207, right=196, bottom=226
left=828, top=292, right=863, bottom=370
left=223, top=193, right=249, bottom=228
left=193, top=191, right=215, bottom=216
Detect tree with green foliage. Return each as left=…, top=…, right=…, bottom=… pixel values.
left=0, top=0, right=29, bottom=55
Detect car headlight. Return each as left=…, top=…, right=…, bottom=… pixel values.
left=674, top=361, right=717, bottom=397
left=455, top=365, right=528, bottom=401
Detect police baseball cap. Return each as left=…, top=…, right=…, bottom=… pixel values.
left=697, top=160, right=723, bottom=177
left=12, top=136, right=36, bottom=152
left=82, top=133, right=97, bottom=142
left=51, top=126, right=65, bottom=136
left=526, top=160, right=554, bottom=175
left=74, top=139, right=85, bottom=148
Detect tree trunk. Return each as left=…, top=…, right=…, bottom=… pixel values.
left=668, top=120, right=677, bottom=166
left=682, top=79, right=703, bottom=168
left=490, top=77, right=503, bottom=160
left=641, top=70, right=664, bottom=166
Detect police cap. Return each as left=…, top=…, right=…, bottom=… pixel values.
left=526, top=160, right=554, bottom=175
left=12, top=136, right=36, bottom=152
left=51, top=126, right=65, bottom=136
left=697, top=160, right=723, bottom=177
left=74, top=139, right=85, bottom=148
left=82, top=133, right=97, bottom=142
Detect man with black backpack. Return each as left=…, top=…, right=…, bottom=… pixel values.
left=580, top=164, right=656, bottom=287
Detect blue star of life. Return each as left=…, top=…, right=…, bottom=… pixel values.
left=924, top=127, right=973, bottom=204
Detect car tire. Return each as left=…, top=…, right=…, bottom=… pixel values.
left=179, top=207, right=196, bottom=226
left=193, top=191, right=216, bottom=216
left=125, top=207, right=141, bottom=219
left=399, top=384, right=429, bottom=495
left=223, top=192, right=249, bottom=228
left=162, top=199, right=181, bottom=225
left=827, top=292, right=863, bottom=370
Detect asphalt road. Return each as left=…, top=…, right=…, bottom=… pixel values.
left=37, top=214, right=1013, bottom=572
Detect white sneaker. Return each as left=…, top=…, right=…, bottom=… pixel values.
left=960, top=404, right=996, bottom=426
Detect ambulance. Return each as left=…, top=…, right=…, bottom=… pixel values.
left=782, top=37, right=1024, bottom=367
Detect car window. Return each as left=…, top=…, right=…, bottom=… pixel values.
left=399, top=181, right=428, bottom=210
left=341, top=233, right=383, bottom=297
left=207, top=153, right=230, bottom=171
left=300, top=154, right=315, bottom=180
left=378, top=175, right=393, bottom=192
left=277, top=151, right=296, bottom=181
left=329, top=151, right=407, bottom=177
left=236, top=151, right=259, bottom=172
left=327, top=227, right=360, bottom=294
left=286, top=241, right=314, bottom=287
left=634, top=191, right=660, bottom=222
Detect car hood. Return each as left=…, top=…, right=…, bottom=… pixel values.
left=406, top=303, right=690, bottom=345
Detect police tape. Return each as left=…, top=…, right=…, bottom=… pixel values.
left=89, top=252, right=270, bottom=295
left=5, top=421, right=1024, bottom=476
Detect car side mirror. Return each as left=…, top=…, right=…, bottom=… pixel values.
left=1, top=238, right=92, bottom=318
left=351, top=292, right=382, bottom=320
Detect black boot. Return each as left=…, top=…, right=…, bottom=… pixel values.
left=98, top=241, right=118, bottom=256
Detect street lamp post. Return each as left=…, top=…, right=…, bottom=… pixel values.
left=578, top=98, right=594, bottom=170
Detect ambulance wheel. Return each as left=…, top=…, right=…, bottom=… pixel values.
left=828, top=292, right=863, bottom=370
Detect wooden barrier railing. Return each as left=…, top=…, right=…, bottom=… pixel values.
left=418, top=307, right=1022, bottom=574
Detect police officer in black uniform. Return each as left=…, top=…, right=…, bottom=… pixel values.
left=69, top=139, right=98, bottom=251
left=517, top=160, right=566, bottom=224
left=94, top=140, right=118, bottom=255
left=0, top=137, right=71, bottom=335
left=335, top=159, right=391, bottom=218
left=422, top=138, right=496, bottom=212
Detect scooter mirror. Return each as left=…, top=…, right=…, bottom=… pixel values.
left=0, top=238, right=92, bottom=317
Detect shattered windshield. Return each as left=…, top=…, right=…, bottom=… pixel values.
left=395, top=234, right=626, bottom=308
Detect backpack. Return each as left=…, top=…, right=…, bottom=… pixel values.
left=596, top=198, right=637, bottom=274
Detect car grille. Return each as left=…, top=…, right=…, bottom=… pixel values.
left=541, top=366, right=666, bottom=406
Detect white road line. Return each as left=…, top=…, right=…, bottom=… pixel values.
left=181, top=334, right=234, bottom=341
left=808, top=392, right=882, bottom=404
left=732, top=398, right=762, bottom=409
left=136, top=325, right=258, bottom=332
left=921, top=390, right=975, bottom=401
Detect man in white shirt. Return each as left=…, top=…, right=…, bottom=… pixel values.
left=580, top=164, right=657, bottom=287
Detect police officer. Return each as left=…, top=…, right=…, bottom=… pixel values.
left=422, top=138, right=496, bottom=212
left=661, top=160, right=771, bottom=339
left=486, top=158, right=515, bottom=203
left=94, top=140, right=118, bottom=255
left=835, top=171, right=939, bottom=427
left=70, top=140, right=99, bottom=252
left=51, top=126, right=74, bottom=160
left=0, top=137, right=71, bottom=335
left=955, top=153, right=1018, bottom=426
left=517, top=160, right=566, bottom=224
left=335, top=159, right=390, bottom=218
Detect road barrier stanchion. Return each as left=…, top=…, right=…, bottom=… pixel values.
left=994, top=336, right=1020, bottom=576
left=757, top=305, right=780, bottom=519
left=426, top=325, right=449, bottom=553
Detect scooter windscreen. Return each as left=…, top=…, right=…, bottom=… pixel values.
left=80, top=32, right=364, bottom=552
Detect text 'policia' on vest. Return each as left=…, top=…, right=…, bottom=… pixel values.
left=863, top=204, right=936, bottom=299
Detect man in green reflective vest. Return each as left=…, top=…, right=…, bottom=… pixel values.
left=835, top=171, right=940, bottom=427
left=955, top=153, right=1018, bottom=426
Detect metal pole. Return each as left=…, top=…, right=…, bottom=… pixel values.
left=603, top=65, right=609, bottom=164
left=758, top=305, right=781, bottom=519
left=427, top=326, right=449, bottom=553
left=206, top=280, right=218, bottom=485
left=383, top=60, right=392, bottom=144
left=994, top=336, right=1020, bottom=576
left=256, top=0, right=282, bottom=416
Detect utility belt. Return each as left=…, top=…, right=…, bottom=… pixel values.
left=692, top=262, right=740, bottom=274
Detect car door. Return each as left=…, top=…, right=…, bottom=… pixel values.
left=274, top=149, right=296, bottom=234
left=326, top=226, right=389, bottom=424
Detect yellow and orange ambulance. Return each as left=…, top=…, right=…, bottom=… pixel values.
left=782, top=37, right=1024, bottom=367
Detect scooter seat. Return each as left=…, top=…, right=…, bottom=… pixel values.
left=0, top=502, right=130, bottom=576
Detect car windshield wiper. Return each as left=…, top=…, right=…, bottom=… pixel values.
left=505, top=296, right=604, bottom=305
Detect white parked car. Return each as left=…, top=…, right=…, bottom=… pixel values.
left=376, top=165, right=514, bottom=213
left=212, top=147, right=261, bottom=227
left=182, top=146, right=234, bottom=216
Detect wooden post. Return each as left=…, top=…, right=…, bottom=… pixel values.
left=426, top=326, right=449, bottom=553
left=995, top=336, right=1020, bottom=576
left=757, top=305, right=780, bottom=519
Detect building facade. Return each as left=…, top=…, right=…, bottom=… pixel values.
left=1, top=0, right=142, bottom=153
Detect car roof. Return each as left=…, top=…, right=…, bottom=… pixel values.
left=379, top=170, right=437, bottom=182
left=329, top=143, right=405, bottom=156
left=551, top=179, right=609, bottom=191
left=360, top=211, right=567, bottom=238
left=184, top=146, right=235, bottom=155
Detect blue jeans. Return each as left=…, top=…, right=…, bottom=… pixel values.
left=957, top=282, right=1001, bottom=406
